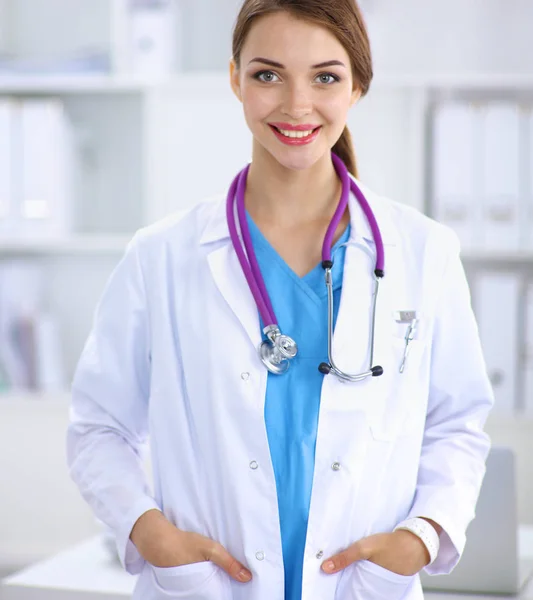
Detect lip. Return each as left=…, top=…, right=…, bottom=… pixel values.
left=270, top=122, right=321, bottom=131
left=269, top=124, right=321, bottom=146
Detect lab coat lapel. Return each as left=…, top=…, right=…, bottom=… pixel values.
left=205, top=222, right=262, bottom=353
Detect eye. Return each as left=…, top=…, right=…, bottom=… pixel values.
left=316, top=72, right=340, bottom=85
left=253, top=70, right=280, bottom=83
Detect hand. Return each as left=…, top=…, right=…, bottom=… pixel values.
left=130, top=509, right=252, bottom=583
left=321, top=530, right=430, bottom=577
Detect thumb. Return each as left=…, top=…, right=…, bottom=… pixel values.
left=322, top=540, right=368, bottom=575
left=207, top=542, right=252, bottom=583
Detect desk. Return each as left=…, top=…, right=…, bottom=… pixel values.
left=2, top=527, right=533, bottom=600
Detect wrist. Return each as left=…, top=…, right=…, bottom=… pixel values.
left=393, top=517, right=441, bottom=566
left=130, top=509, right=167, bottom=549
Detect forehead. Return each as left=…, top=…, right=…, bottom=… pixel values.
left=241, top=11, right=349, bottom=65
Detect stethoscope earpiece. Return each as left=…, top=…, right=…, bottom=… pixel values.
left=371, top=366, right=384, bottom=377
left=318, top=362, right=332, bottom=375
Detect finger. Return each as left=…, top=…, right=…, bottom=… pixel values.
left=322, top=539, right=369, bottom=574
left=207, top=542, right=252, bottom=583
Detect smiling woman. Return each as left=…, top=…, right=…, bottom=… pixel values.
left=230, top=0, right=373, bottom=180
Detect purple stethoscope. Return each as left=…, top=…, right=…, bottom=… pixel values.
left=226, top=151, right=385, bottom=381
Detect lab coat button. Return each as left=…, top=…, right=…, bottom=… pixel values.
left=249, top=461, right=259, bottom=470
left=332, top=462, right=341, bottom=471
left=255, top=551, right=265, bottom=561
left=241, top=372, right=250, bottom=380
left=316, top=550, right=324, bottom=559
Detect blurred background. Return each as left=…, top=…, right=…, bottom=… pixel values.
left=0, top=0, right=532, bottom=588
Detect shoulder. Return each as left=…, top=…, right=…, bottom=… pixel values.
left=129, top=193, right=225, bottom=256
left=357, top=180, right=460, bottom=257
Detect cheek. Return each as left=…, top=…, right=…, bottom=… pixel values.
left=242, top=85, right=277, bottom=125
left=321, top=93, right=352, bottom=124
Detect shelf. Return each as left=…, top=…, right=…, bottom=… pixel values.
left=461, top=251, right=533, bottom=263
left=0, top=390, right=71, bottom=405
left=0, top=74, right=160, bottom=94
left=0, top=234, right=130, bottom=255
left=371, top=73, right=533, bottom=90
left=0, top=72, right=230, bottom=95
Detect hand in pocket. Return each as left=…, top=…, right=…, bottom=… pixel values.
left=130, top=509, right=252, bottom=583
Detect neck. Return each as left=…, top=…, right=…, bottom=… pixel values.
left=245, top=145, right=343, bottom=228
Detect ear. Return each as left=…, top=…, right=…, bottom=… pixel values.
left=350, top=86, right=362, bottom=108
left=229, top=58, right=242, bottom=102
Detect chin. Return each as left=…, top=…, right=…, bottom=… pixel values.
left=267, top=145, right=329, bottom=172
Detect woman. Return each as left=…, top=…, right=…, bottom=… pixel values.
left=66, top=1, right=494, bottom=599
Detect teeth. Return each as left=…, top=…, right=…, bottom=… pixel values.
left=277, top=128, right=315, bottom=138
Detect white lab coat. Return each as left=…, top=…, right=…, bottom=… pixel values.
left=66, top=175, right=493, bottom=600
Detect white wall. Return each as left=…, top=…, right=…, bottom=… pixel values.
left=364, top=0, right=533, bottom=75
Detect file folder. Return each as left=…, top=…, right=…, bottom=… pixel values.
left=475, top=272, right=521, bottom=416
left=524, top=108, right=533, bottom=251
left=0, top=98, right=15, bottom=234
left=480, top=103, right=521, bottom=252
left=523, top=282, right=533, bottom=417
left=432, top=102, right=482, bottom=252
left=0, top=261, right=44, bottom=391
left=128, top=0, right=179, bottom=76
left=17, top=98, right=75, bottom=239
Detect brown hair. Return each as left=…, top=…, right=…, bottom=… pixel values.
left=232, top=0, right=373, bottom=178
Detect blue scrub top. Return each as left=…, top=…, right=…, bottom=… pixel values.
left=246, top=212, right=350, bottom=600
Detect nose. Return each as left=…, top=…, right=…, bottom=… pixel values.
left=281, top=81, right=312, bottom=120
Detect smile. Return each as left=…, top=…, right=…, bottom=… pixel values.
left=269, top=125, right=322, bottom=145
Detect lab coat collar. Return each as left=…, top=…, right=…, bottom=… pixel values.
left=346, top=174, right=399, bottom=248
left=199, top=172, right=399, bottom=248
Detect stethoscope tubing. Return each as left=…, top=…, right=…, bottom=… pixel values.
left=226, top=171, right=275, bottom=327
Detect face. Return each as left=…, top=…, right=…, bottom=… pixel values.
left=230, top=11, right=361, bottom=172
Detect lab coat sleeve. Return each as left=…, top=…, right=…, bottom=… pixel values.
left=66, top=231, right=160, bottom=575
left=405, top=229, right=494, bottom=576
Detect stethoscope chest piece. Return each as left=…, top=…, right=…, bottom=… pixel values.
left=259, top=327, right=298, bottom=374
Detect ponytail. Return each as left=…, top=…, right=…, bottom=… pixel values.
left=332, top=126, right=358, bottom=178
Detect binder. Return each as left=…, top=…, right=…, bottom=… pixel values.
left=474, top=271, right=521, bottom=416
left=34, top=312, right=66, bottom=392
left=0, top=98, right=15, bottom=234
left=17, top=98, right=75, bottom=239
left=128, top=0, right=179, bottom=76
left=524, top=108, right=533, bottom=251
left=480, top=102, right=521, bottom=252
left=0, top=261, right=44, bottom=391
left=432, top=102, right=482, bottom=252
left=523, top=282, right=533, bottom=417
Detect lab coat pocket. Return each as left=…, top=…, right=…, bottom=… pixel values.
left=336, top=560, right=414, bottom=600
left=368, top=337, right=428, bottom=442
left=150, top=560, right=230, bottom=599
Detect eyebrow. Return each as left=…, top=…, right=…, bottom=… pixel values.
left=248, top=57, right=347, bottom=69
